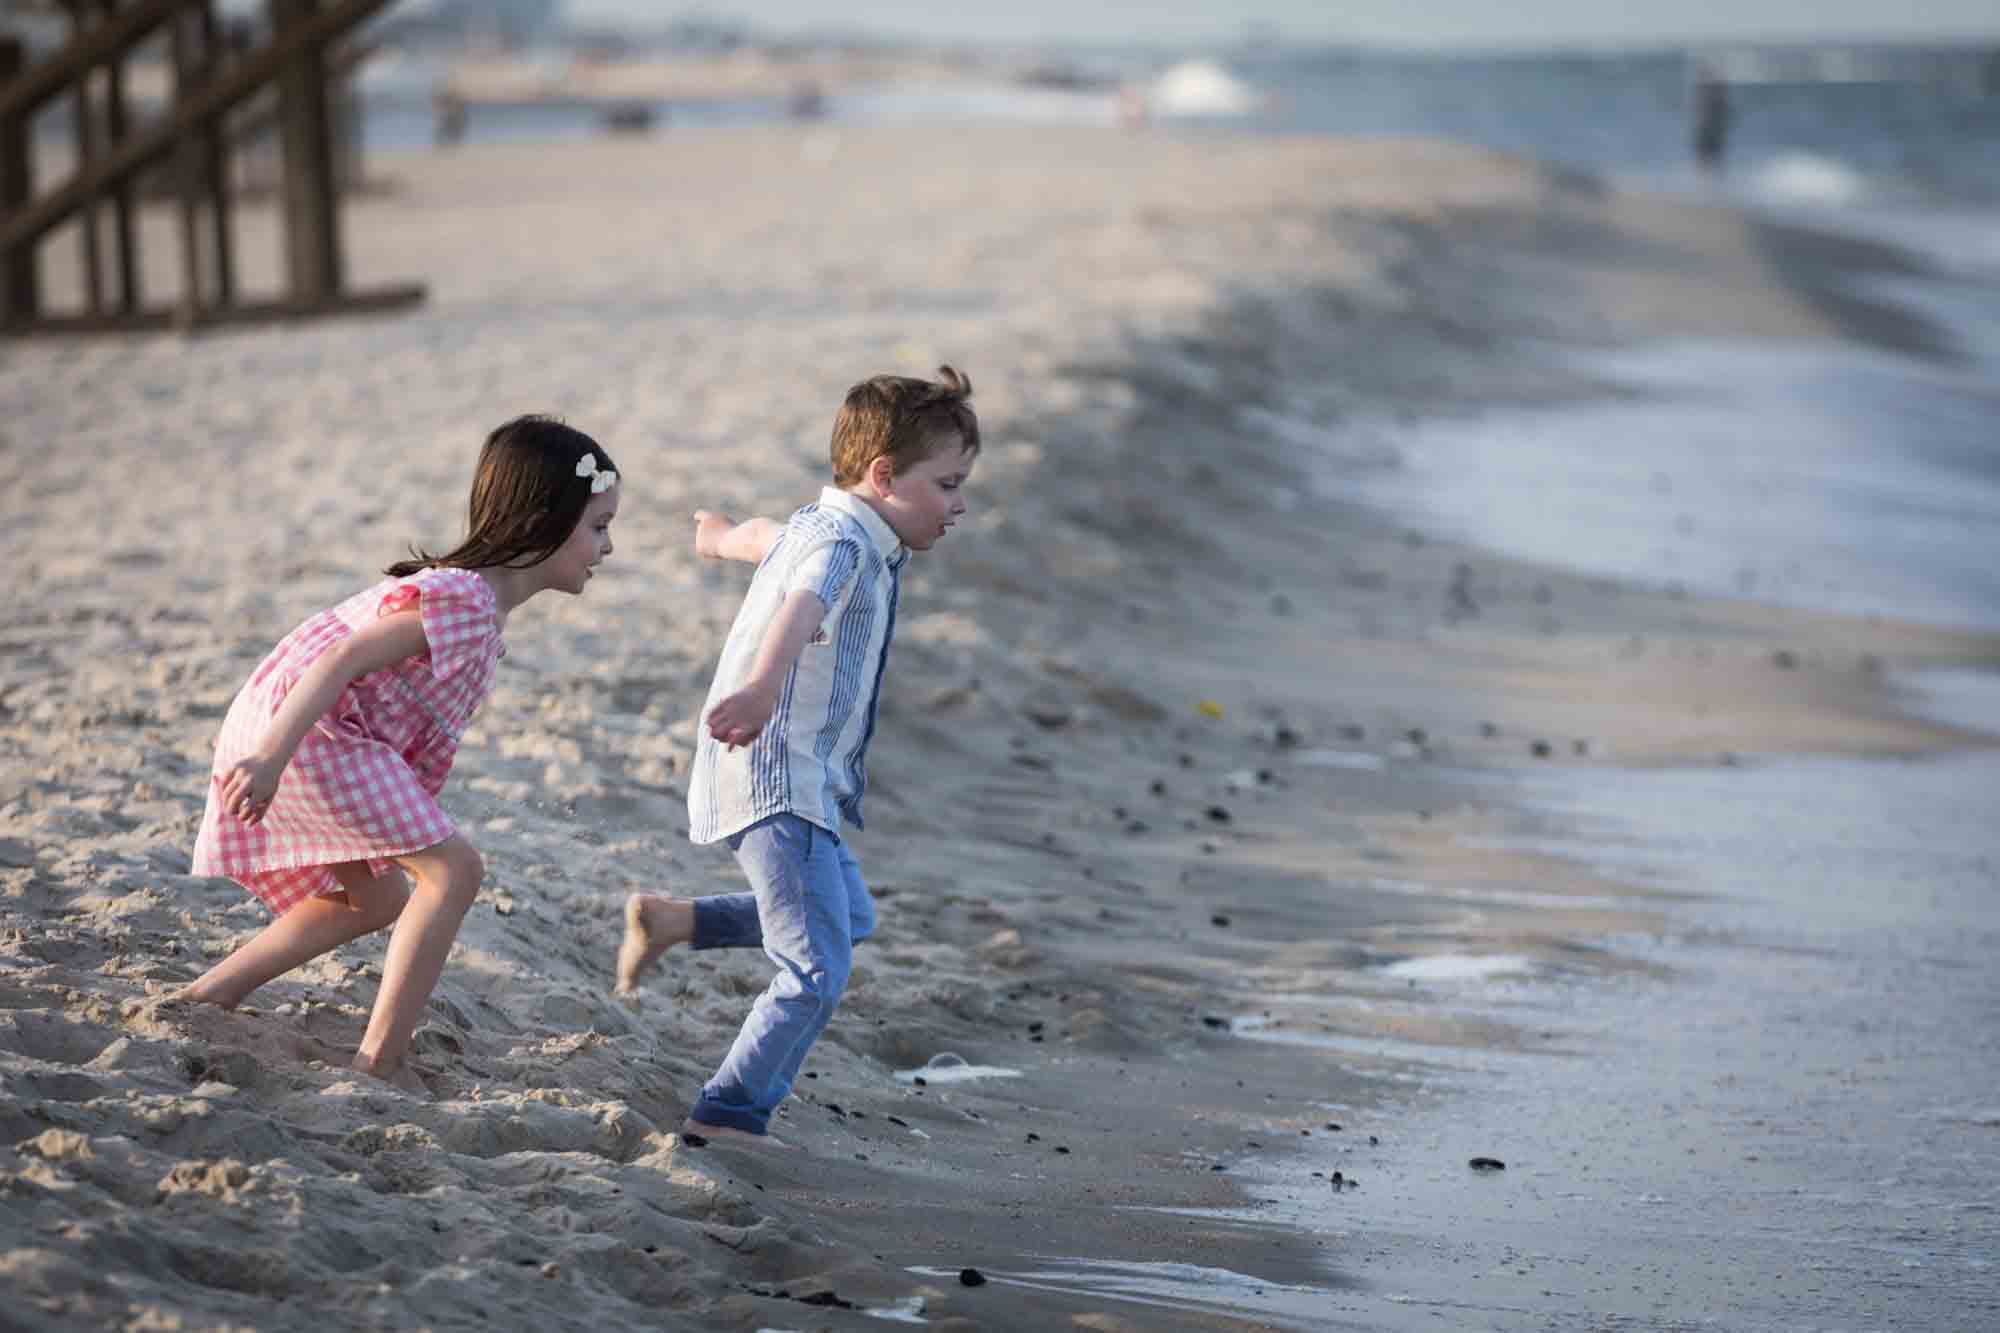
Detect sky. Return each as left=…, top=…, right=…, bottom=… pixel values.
left=562, top=1, right=2000, bottom=49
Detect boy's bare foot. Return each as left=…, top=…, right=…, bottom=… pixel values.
left=350, top=1051, right=430, bottom=1097
left=615, top=893, right=694, bottom=996
left=693, top=510, right=733, bottom=560
left=680, top=1118, right=795, bottom=1151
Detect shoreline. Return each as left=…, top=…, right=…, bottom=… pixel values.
left=5, top=127, right=1999, bottom=1329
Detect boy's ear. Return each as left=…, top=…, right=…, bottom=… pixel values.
left=867, top=454, right=898, bottom=494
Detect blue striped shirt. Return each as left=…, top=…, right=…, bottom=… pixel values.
left=687, top=488, right=907, bottom=845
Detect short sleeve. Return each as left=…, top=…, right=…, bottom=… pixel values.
left=786, top=537, right=862, bottom=611
left=378, top=569, right=494, bottom=682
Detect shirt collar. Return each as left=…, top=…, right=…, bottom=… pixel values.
left=817, top=486, right=906, bottom=564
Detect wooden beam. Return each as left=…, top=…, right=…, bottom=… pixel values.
left=102, top=2, right=139, bottom=313
left=0, top=282, right=423, bottom=337
left=0, top=0, right=395, bottom=258
left=171, top=7, right=203, bottom=325
left=199, top=0, right=235, bottom=306
left=0, top=0, right=193, bottom=126
left=69, top=11, right=104, bottom=314
left=0, top=37, right=37, bottom=323
left=272, top=0, right=339, bottom=303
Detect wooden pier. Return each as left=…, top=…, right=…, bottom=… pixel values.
left=0, top=0, right=421, bottom=336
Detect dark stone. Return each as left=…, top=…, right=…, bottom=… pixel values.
left=959, top=1269, right=987, bottom=1287
left=1531, top=740, right=1552, bottom=758
left=681, top=1133, right=708, bottom=1148
left=1206, top=805, right=1232, bottom=822
left=800, top=1291, right=855, bottom=1309
left=1773, top=650, right=1799, bottom=670
left=1201, top=1015, right=1229, bottom=1029
left=1469, top=1157, right=1506, bottom=1172
left=1054, top=1145, right=1070, bottom=1154
left=1211, top=913, right=1231, bottom=927
left=1325, top=1122, right=1341, bottom=1131
left=1150, top=779, right=1168, bottom=795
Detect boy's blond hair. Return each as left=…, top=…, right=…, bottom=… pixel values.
left=829, top=365, right=979, bottom=487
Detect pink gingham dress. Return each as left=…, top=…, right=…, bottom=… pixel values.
left=190, top=567, right=504, bottom=915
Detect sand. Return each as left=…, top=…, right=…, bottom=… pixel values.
left=4, top=126, right=1998, bottom=1329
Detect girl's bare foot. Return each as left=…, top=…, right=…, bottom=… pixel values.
left=350, top=1051, right=430, bottom=1097
left=681, top=1118, right=795, bottom=1151
left=615, top=893, right=694, bottom=996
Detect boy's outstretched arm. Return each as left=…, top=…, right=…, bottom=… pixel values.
left=694, top=510, right=782, bottom=565
left=705, top=588, right=824, bottom=748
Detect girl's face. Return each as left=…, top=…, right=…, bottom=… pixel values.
left=546, top=486, right=618, bottom=594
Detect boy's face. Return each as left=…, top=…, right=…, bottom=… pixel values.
left=877, top=441, right=974, bottom=552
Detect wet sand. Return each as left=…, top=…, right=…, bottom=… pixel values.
left=4, top=126, right=1999, bottom=1328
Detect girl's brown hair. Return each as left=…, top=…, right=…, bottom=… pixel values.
left=829, top=365, right=978, bottom=487
left=387, top=415, right=616, bottom=578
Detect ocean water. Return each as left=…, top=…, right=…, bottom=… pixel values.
left=1229, top=734, right=2000, bottom=1332
left=362, top=43, right=2000, bottom=214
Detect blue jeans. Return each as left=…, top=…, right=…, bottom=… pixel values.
left=685, top=814, right=875, bottom=1135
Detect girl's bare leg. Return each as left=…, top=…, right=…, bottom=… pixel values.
left=351, top=836, right=483, bottom=1083
left=181, top=864, right=409, bottom=1010
left=615, top=893, right=695, bottom=995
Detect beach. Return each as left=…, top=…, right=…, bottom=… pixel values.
left=4, top=125, right=1998, bottom=1329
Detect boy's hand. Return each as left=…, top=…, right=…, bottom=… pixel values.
left=693, top=510, right=734, bottom=561
left=217, top=752, right=285, bottom=824
left=706, top=683, right=778, bottom=749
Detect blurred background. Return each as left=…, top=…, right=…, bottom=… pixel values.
left=8, top=1, right=1999, bottom=209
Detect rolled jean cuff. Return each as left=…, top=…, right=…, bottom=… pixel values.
left=691, top=894, right=759, bottom=950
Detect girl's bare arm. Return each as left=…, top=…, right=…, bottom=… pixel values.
left=219, top=610, right=431, bottom=822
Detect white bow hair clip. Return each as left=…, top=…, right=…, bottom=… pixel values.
left=575, top=454, right=618, bottom=494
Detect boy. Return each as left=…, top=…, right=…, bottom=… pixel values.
left=617, top=366, right=978, bottom=1145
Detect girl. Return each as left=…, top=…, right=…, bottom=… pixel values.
left=184, top=415, right=620, bottom=1090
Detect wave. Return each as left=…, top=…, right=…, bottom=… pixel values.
left=1745, top=152, right=1870, bottom=206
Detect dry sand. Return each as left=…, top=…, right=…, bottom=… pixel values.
left=4, top=126, right=1998, bottom=1329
